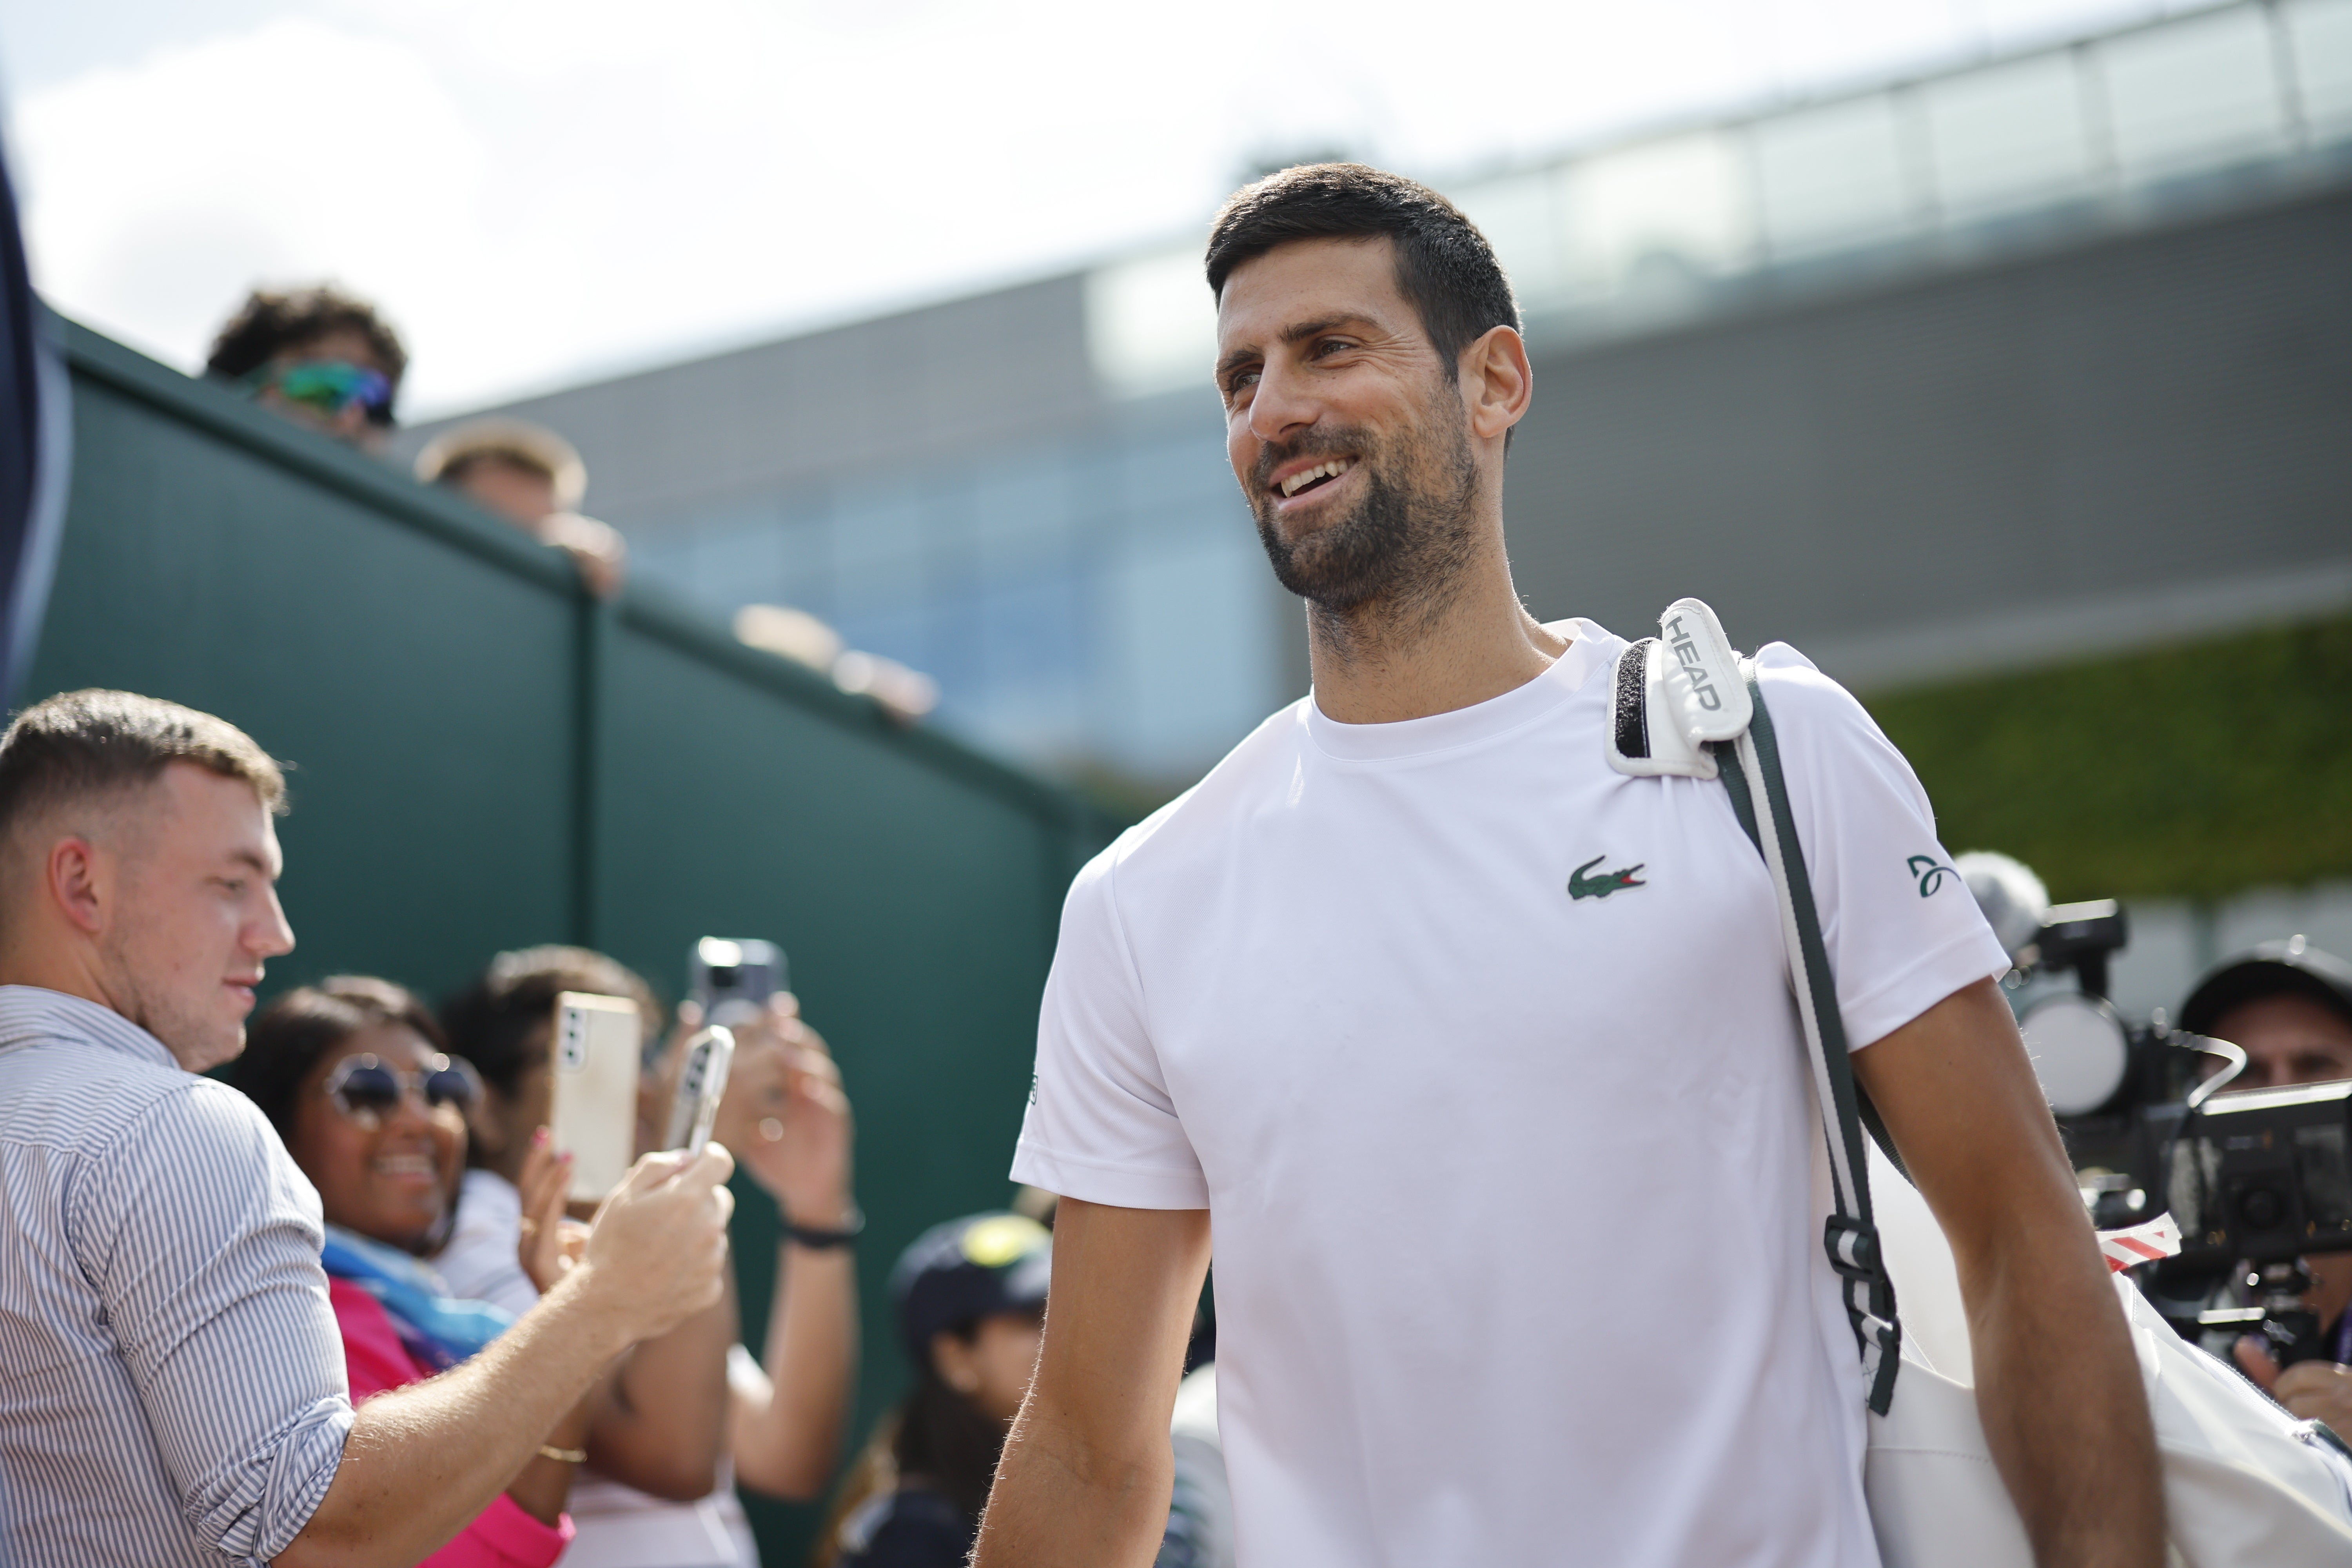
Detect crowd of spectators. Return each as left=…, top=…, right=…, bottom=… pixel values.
left=0, top=680, right=1222, bottom=1568
left=197, top=284, right=939, bottom=722
left=0, top=690, right=742, bottom=1566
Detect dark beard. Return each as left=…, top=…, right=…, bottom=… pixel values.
left=1250, top=406, right=1480, bottom=626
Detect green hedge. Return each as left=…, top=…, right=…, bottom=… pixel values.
left=1865, top=612, right=2352, bottom=903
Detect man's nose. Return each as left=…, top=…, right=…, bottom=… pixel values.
left=1247, top=358, right=1321, bottom=444
left=385, top=1087, right=438, bottom=1133
left=251, top=886, right=296, bottom=959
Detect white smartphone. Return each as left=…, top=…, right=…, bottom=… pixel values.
left=664, top=1025, right=736, bottom=1153
left=550, top=991, right=642, bottom=1202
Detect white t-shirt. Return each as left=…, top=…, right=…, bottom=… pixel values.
left=1010, top=624, right=2008, bottom=1568
left=436, top=1169, right=761, bottom=1568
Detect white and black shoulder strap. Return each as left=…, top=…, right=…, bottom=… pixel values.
left=1605, top=597, right=1904, bottom=1416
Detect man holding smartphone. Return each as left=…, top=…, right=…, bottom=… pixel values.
left=0, top=689, right=738, bottom=1568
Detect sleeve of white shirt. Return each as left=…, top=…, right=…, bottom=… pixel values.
left=1010, top=841, right=1210, bottom=1208
left=1751, top=642, right=2012, bottom=1050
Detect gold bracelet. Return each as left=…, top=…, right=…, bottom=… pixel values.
left=538, top=1445, right=588, bottom=1465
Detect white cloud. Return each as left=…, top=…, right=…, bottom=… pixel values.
left=8, top=0, right=2169, bottom=413
left=17, top=18, right=486, bottom=387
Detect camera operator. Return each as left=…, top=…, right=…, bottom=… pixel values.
left=2181, top=938, right=2352, bottom=1435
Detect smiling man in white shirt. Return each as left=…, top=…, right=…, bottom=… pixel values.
left=975, top=164, right=2162, bottom=1568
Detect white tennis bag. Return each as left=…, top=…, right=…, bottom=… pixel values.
left=1606, top=598, right=2352, bottom=1568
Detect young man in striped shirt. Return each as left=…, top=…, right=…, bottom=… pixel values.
left=0, top=688, right=736, bottom=1568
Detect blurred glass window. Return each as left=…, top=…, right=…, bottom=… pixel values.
left=829, top=482, right=936, bottom=626
left=1754, top=94, right=1913, bottom=259
left=1559, top=131, right=1754, bottom=304
left=2287, top=0, right=2352, bottom=142
left=1086, top=250, right=1217, bottom=401
left=1457, top=171, right=1569, bottom=310
left=2098, top=6, right=2288, bottom=180
left=970, top=456, right=1075, bottom=571
left=1095, top=531, right=1276, bottom=777
left=972, top=561, right=1089, bottom=758
left=1923, top=52, right=2096, bottom=220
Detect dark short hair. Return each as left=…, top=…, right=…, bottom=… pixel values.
left=236, top=976, right=449, bottom=1144
left=1205, top=163, right=1521, bottom=370
left=0, top=691, right=287, bottom=862
left=204, top=286, right=409, bottom=391
left=440, top=945, right=662, bottom=1101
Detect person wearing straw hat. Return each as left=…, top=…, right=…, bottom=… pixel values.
left=417, top=419, right=628, bottom=598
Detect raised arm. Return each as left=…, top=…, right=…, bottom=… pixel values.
left=973, top=1198, right=1211, bottom=1568
left=584, top=1295, right=738, bottom=1499
left=1855, top=977, right=2163, bottom=1568
left=513, top=1133, right=735, bottom=1503
left=718, top=996, right=860, bottom=1500
left=276, top=1145, right=737, bottom=1568
left=728, top=1230, right=857, bottom=1497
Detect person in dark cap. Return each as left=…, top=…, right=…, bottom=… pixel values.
left=2182, top=935, right=2352, bottom=1437
left=817, top=1213, right=1050, bottom=1568
left=2181, top=935, right=2352, bottom=1093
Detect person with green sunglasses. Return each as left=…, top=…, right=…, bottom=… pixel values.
left=205, top=285, right=407, bottom=452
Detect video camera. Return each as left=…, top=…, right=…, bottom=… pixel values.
left=1993, top=883, right=2352, bottom=1363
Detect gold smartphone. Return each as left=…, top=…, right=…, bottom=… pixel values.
left=550, top=991, right=642, bottom=1202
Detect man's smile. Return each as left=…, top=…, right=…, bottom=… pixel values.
left=1265, top=453, right=1359, bottom=514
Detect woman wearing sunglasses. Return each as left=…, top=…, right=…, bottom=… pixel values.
left=236, top=976, right=594, bottom=1568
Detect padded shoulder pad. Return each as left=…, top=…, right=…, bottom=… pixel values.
left=1605, top=637, right=1718, bottom=779
left=1658, top=597, right=1752, bottom=742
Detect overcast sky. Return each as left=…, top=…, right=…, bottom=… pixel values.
left=2, top=0, right=2180, bottom=415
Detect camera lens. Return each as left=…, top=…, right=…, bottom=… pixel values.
left=2240, top=1187, right=2288, bottom=1231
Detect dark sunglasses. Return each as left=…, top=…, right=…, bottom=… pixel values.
left=322, top=1053, right=481, bottom=1128
left=243, top=359, right=396, bottom=425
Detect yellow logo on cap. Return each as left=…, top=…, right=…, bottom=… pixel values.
left=962, top=1215, right=1049, bottom=1268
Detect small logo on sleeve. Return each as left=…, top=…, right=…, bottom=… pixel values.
left=1569, top=854, right=1647, bottom=901
left=1907, top=855, right=1956, bottom=897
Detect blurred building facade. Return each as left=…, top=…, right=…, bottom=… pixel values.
left=403, top=0, right=2352, bottom=799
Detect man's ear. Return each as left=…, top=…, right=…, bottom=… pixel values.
left=47, top=836, right=108, bottom=936
left=1461, top=324, right=1533, bottom=443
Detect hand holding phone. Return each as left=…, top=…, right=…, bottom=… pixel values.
left=690, top=937, right=785, bottom=1029
left=664, top=1026, right=737, bottom=1153
left=550, top=991, right=642, bottom=1202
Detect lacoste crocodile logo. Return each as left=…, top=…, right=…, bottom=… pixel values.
left=1907, top=855, right=1956, bottom=897
left=1569, top=855, right=1646, bottom=900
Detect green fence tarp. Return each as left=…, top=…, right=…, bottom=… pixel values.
left=34, top=319, right=1118, bottom=1564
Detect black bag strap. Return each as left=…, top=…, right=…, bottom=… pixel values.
left=1712, top=666, right=1903, bottom=1416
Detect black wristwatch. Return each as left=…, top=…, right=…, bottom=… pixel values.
left=782, top=1208, right=864, bottom=1250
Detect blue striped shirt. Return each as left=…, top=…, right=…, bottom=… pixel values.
left=0, top=985, right=351, bottom=1566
